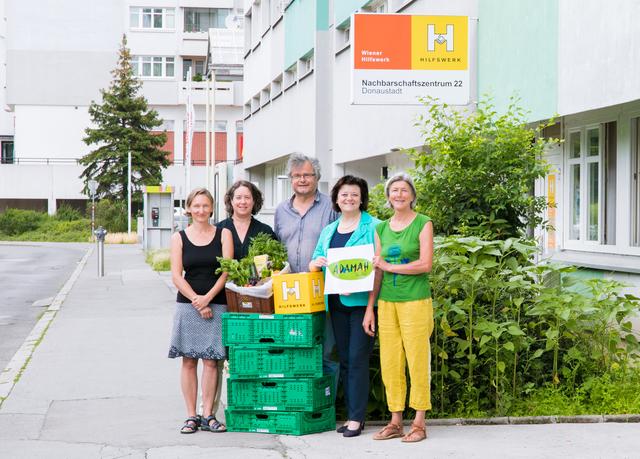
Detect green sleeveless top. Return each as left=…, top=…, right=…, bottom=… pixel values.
left=376, top=213, right=431, bottom=302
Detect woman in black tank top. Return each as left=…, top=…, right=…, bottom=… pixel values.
left=167, top=188, right=233, bottom=434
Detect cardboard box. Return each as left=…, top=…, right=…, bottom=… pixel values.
left=273, top=272, right=325, bottom=314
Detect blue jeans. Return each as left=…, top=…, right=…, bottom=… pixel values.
left=329, top=303, right=375, bottom=422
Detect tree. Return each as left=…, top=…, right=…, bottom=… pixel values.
left=411, top=98, right=554, bottom=239
left=80, top=34, right=168, bottom=202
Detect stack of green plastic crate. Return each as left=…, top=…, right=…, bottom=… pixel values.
left=222, top=312, right=335, bottom=435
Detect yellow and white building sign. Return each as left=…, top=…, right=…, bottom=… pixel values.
left=351, top=13, right=470, bottom=105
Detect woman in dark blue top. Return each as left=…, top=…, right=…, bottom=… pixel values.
left=216, top=180, right=277, bottom=260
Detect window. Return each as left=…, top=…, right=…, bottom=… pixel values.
left=363, top=0, right=388, bottom=13
left=298, top=52, right=314, bottom=77
left=271, top=74, right=283, bottom=99
left=130, top=7, right=175, bottom=30
left=184, top=8, right=231, bottom=32
left=215, top=120, right=227, bottom=132
left=1, top=141, right=14, bottom=164
left=131, top=56, right=175, bottom=78
left=284, top=63, right=297, bottom=89
left=566, top=122, right=616, bottom=244
left=336, top=24, right=351, bottom=51
left=183, top=59, right=205, bottom=81
left=632, top=118, right=640, bottom=246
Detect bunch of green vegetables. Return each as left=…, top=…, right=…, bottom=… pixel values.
left=216, top=233, right=287, bottom=286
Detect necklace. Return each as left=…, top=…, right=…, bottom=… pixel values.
left=339, top=216, right=360, bottom=232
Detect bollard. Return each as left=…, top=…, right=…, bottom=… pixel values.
left=94, top=226, right=108, bottom=277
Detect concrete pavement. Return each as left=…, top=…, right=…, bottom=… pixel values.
left=1, top=243, right=639, bottom=458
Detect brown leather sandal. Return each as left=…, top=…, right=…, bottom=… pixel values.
left=373, top=422, right=404, bottom=440
left=401, top=423, right=427, bottom=443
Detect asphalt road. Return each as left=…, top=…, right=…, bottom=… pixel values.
left=0, top=242, right=89, bottom=370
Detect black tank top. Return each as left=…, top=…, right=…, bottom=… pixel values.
left=176, top=228, right=227, bottom=305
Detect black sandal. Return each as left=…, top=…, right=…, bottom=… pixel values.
left=180, top=416, right=200, bottom=434
left=200, top=415, right=227, bottom=432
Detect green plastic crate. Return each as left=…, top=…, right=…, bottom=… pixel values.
left=222, top=312, right=325, bottom=347
left=228, top=344, right=323, bottom=379
left=226, top=406, right=336, bottom=435
left=227, top=375, right=333, bottom=411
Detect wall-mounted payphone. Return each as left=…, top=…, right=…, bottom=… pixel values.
left=151, top=207, right=160, bottom=227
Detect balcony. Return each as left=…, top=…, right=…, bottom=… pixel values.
left=209, top=28, right=243, bottom=67
left=179, top=81, right=234, bottom=106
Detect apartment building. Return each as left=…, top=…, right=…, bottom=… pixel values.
left=479, top=0, right=640, bottom=290
left=242, top=0, right=640, bottom=288
left=0, top=0, right=244, bottom=214
left=241, top=0, right=477, bottom=225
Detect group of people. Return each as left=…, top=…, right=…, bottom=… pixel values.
left=168, top=153, right=434, bottom=443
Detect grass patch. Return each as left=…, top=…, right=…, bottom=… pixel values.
left=105, top=232, right=138, bottom=244
left=509, top=367, right=640, bottom=417
left=0, top=211, right=92, bottom=242
left=146, top=249, right=170, bottom=271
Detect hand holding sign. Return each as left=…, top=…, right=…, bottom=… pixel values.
left=324, top=244, right=375, bottom=295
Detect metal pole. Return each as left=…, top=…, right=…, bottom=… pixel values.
left=97, top=237, right=104, bottom=277
left=127, top=150, right=132, bottom=234
left=91, top=196, right=95, bottom=237
left=94, top=226, right=107, bottom=277
left=205, top=74, right=211, bottom=191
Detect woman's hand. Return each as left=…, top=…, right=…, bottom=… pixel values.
left=309, top=256, right=328, bottom=272
left=198, top=306, right=213, bottom=320
left=373, top=256, right=392, bottom=273
left=192, top=294, right=210, bottom=311
left=362, top=308, right=376, bottom=337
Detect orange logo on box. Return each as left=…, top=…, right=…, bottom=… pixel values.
left=354, top=14, right=468, bottom=71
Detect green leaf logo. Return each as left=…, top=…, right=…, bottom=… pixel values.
left=328, top=258, right=372, bottom=280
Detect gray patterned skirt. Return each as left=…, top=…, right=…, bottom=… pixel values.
left=168, top=302, right=227, bottom=360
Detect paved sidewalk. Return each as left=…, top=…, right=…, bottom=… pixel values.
left=0, top=244, right=639, bottom=458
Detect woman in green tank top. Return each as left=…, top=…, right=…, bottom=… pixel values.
left=363, top=173, right=434, bottom=443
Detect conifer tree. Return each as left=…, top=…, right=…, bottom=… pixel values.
left=80, top=34, right=168, bottom=201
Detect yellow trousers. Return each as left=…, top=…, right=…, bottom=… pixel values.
left=378, top=298, right=434, bottom=412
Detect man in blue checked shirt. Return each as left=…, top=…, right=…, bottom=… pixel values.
left=274, top=153, right=339, bottom=389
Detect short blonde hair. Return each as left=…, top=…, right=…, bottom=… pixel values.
left=384, top=172, right=417, bottom=209
left=185, top=187, right=214, bottom=217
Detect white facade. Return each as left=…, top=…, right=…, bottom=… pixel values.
left=241, top=0, right=478, bottom=221
left=0, top=0, right=245, bottom=213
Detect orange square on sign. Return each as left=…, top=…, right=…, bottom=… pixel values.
left=353, top=14, right=411, bottom=70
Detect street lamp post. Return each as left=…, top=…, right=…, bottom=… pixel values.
left=88, top=179, right=98, bottom=239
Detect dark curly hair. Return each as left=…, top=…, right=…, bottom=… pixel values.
left=330, top=175, right=369, bottom=213
left=224, top=180, right=264, bottom=216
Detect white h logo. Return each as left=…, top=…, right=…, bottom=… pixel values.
left=312, top=279, right=321, bottom=297
left=282, top=280, right=301, bottom=301
left=427, top=24, right=454, bottom=52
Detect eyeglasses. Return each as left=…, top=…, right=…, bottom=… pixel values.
left=291, top=173, right=316, bottom=181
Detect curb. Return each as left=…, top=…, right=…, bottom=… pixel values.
left=0, top=246, right=93, bottom=405
left=366, top=413, right=640, bottom=427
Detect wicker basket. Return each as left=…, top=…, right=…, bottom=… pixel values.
left=226, top=289, right=275, bottom=314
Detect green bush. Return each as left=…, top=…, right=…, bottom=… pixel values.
left=411, top=98, right=555, bottom=239
left=426, top=235, right=640, bottom=418
left=55, top=204, right=83, bottom=221
left=11, top=218, right=91, bottom=242
left=367, top=182, right=393, bottom=221
left=0, top=209, right=46, bottom=235
left=94, top=199, right=128, bottom=233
